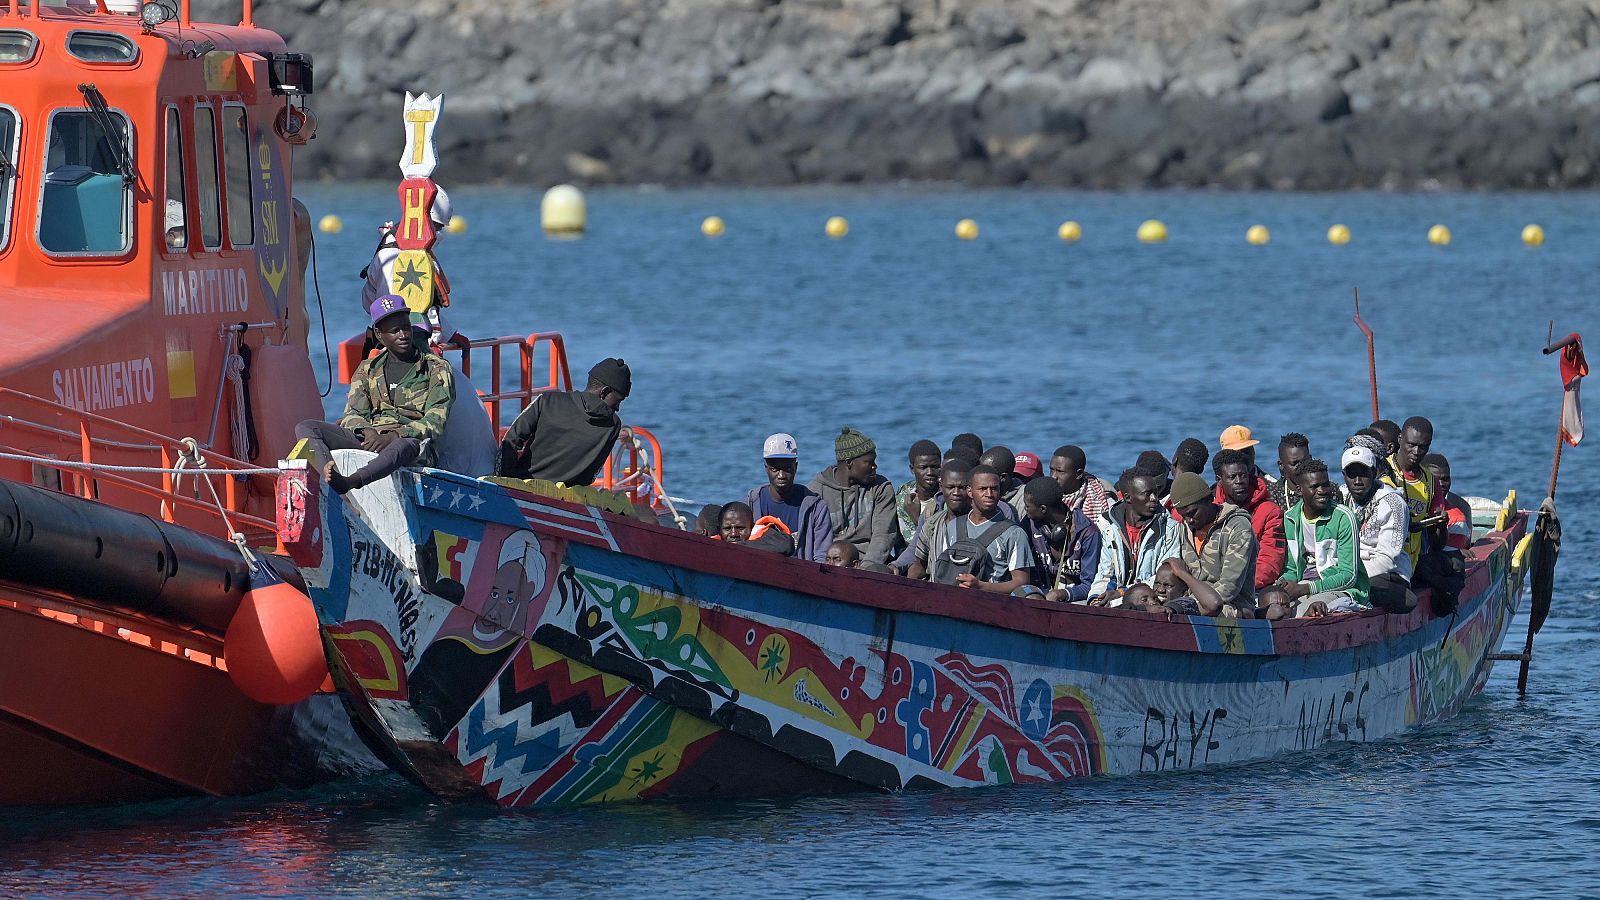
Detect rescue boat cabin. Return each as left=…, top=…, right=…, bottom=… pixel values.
left=0, top=0, right=320, bottom=528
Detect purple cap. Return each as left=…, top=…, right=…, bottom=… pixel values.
left=368, top=294, right=409, bottom=325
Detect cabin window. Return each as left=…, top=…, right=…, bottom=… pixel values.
left=222, top=106, right=253, bottom=247
left=37, top=109, right=132, bottom=255
left=0, top=30, right=37, bottom=64
left=193, top=106, right=221, bottom=249
left=66, top=32, right=138, bottom=65
left=0, top=107, right=16, bottom=252
left=163, top=107, right=187, bottom=251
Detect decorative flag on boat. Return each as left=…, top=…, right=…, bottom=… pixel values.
left=1559, top=332, right=1587, bottom=445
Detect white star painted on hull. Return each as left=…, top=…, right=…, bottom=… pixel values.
left=448, top=488, right=466, bottom=508
left=467, top=494, right=485, bottom=511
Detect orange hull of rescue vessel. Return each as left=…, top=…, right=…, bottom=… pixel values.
left=0, top=1, right=377, bottom=804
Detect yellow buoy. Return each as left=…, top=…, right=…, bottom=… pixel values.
left=1328, top=224, right=1351, bottom=245
left=317, top=214, right=342, bottom=234
left=825, top=216, right=849, bottom=239
left=1136, top=219, right=1167, bottom=243
left=541, top=184, right=587, bottom=235
left=955, top=218, right=979, bottom=240
left=701, top=215, right=725, bottom=238
left=1245, top=224, right=1270, bottom=245
left=446, top=215, right=468, bottom=234
left=1428, top=224, right=1451, bottom=246
left=1057, top=221, right=1082, bottom=242
left=1522, top=224, right=1545, bottom=247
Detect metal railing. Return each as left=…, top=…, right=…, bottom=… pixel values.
left=0, top=387, right=278, bottom=542
left=336, top=331, right=670, bottom=513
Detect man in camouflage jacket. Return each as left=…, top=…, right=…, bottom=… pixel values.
left=295, top=295, right=455, bottom=494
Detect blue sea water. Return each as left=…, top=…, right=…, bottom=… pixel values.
left=4, top=186, right=1598, bottom=896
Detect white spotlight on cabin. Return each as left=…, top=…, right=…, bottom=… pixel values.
left=541, top=185, right=587, bottom=236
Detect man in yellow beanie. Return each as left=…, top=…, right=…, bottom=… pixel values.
left=808, top=427, right=898, bottom=566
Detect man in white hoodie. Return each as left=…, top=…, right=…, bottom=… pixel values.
left=1341, top=445, right=1416, bottom=613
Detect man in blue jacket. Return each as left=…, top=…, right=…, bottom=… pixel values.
left=745, top=433, right=834, bottom=563
left=1018, top=477, right=1102, bottom=602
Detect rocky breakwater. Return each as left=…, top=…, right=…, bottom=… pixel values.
left=249, top=0, right=1600, bottom=188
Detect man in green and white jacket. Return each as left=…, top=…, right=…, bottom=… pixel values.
left=1279, top=458, right=1370, bottom=616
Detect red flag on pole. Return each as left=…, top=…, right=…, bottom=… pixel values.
left=1559, top=333, right=1587, bottom=445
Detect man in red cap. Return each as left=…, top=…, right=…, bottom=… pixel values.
left=1014, top=451, right=1042, bottom=480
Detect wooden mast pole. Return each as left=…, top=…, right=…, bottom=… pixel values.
left=1354, top=288, right=1379, bottom=422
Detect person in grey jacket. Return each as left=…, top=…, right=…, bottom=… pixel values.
left=808, top=427, right=898, bottom=566
left=745, top=432, right=834, bottom=563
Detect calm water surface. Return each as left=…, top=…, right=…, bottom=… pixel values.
left=4, top=186, right=1597, bottom=896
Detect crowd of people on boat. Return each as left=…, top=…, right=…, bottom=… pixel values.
left=299, top=292, right=1471, bottom=622
left=698, top=421, right=1473, bottom=620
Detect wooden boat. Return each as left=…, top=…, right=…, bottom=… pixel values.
left=280, top=458, right=1537, bottom=806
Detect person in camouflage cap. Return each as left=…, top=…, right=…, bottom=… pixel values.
left=295, top=295, right=456, bottom=494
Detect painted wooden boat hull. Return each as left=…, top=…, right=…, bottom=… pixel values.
left=282, top=464, right=1528, bottom=807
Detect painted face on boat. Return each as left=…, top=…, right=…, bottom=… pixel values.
left=484, top=560, right=534, bottom=632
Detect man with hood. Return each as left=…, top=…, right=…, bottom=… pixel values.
left=496, top=358, right=628, bottom=486
left=810, top=427, right=898, bottom=566
left=1169, top=471, right=1258, bottom=612
left=1088, top=469, right=1197, bottom=602
left=745, top=433, right=834, bottom=563
left=1212, top=448, right=1286, bottom=589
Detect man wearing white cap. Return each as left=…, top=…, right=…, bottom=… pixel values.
left=744, top=433, right=834, bottom=563
left=1341, top=444, right=1416, bottom=613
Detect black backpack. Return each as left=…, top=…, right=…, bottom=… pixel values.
left=932, top=517, right=1012, bottom=585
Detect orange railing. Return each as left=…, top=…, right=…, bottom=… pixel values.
left=336, top=331, right=671, bottom=514
left=597, top=425, right=668, bottom=510
left=0, top=387, right=278, bottom=543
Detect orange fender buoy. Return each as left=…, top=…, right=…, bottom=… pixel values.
left=224, top=575, right=329, bottom=706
